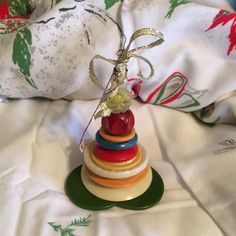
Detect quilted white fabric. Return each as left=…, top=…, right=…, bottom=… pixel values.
left=0, top=99, right=227, bottom=236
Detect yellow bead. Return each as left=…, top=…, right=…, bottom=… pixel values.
left=106, top=88, right=132, bottom=114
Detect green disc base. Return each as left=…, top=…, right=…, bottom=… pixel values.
left=65, top=165, right=164, bottom=211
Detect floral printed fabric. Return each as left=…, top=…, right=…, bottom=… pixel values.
left=0, top=0, right=236, bottom=123
left=0, top=0, right=121, bottom=99
left=122, top=0, right=236, bottom=123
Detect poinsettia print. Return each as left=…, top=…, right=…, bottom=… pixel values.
left=0, top=0, right=32, bottom=33
left=0, top=0, right=9, bottom=19
left=145, top=72, right=207, bottom=109
left=206, top=9, right=236, bottom=55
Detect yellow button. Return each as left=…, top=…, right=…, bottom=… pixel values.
left=90, top=150, right=142, bottom=171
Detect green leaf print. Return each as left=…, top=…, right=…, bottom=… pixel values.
left=48, top=215, right=92, bottom=236
left=176, top=93, right=200, bottom=109
left=105, top=0, right=120, bottom=10
left=48, top=222, right=63, bottom=233
left=48, top=222, right=76, bottom=236
left=8, top=0, right=32, bottom=17
left=68, top=216, right=93, bottom=227
left=12, top=27, right=37, bottom=88
left=165, top=0, right=191, bottom=19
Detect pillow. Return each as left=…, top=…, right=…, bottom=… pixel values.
left=121, top=0, right=236, bottom=124
left=0, top=0, right=121, bottom=99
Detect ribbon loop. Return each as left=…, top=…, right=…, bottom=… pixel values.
left=89, top=55, right=117, bottom=89
left=89, top=27, right=164, bottom=118
left=132, top=55, right=155, bottom=80
left=120, top=28, right=164, bottom=61
left=89, top=28, right=164, bottom=90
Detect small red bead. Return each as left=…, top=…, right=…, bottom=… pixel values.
left=101, top=109, right=135, bottom=136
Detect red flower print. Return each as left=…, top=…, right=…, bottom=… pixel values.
left=206, top=9, right=236, bottom=55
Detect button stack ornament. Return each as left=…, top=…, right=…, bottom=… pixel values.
left=82, top=95, right=153, bottom=201
left=66, top=28, right=165, bottom=210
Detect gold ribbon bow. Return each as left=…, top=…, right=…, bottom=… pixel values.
left=89, top=28, right=164, bottom=118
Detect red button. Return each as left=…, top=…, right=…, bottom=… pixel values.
left=101, top=109, right=135, bottom=136
left=93, top=144, right=138, bottom=163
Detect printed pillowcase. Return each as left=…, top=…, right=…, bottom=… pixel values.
left=0, top=0, right=121, bottom=99
left=121, top=0, right=236, bottom=125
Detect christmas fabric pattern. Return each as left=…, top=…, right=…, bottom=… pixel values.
left=0, top=0, right=122, bottom=98
left=128, top=72, right=207, bottom=111
left=0, top=0, right=236, bottom=120
left=206, top=9, right=236, bottom=55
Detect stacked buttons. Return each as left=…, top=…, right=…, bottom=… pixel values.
left=82, top=109, right=151, bottom=200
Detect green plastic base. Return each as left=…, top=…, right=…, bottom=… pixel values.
left=65, top=165, right=164, bottom=211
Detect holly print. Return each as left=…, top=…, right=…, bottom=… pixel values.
left=165, top=0, right=191, bottom=19
left=0, top=0, right=36, bottom=88
left=12, top=28, right=37, bottom=88
left=206, top=9, right=236, bottom=55
left=48, top=215, right=92, bottom=236
left=105, top=0, right=120, bottom=10
left=8, top=0, right=33, bottom=17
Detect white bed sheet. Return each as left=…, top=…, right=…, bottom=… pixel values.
left=1, top=98, right=235, bottom=236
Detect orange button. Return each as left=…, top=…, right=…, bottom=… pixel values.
left=84, top=165, right=149, bottom=188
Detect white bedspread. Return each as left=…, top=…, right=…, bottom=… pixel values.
left=1, top=98, right=235, bottom=236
